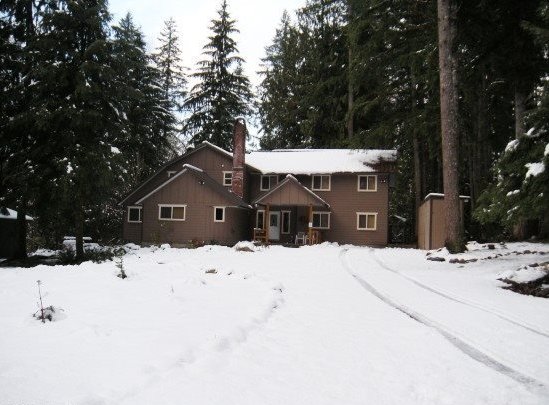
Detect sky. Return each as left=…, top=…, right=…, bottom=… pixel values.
left=109, top=0, right=304, bottom=91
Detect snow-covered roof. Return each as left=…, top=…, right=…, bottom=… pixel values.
left=424, top=193, right=471, bottom=201
left=246, top=149, right=396, bottom=175
left=0, top=207, right=33, bottom=221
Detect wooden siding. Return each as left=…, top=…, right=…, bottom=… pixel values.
left=417, top=196, right=466, bottom=250
left=249, top=172, right=390, bottom=246
left=139, top=171, right=249, bottom=246
left=125, top=146, right=235, bottom=206
left=256, top=178, right=327, bottom=207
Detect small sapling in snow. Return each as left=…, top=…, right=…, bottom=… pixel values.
left=114, top=247, right=127, bottom=279
left=33, top=280, right=64, bottom=323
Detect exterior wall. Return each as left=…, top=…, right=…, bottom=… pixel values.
left=139, top=172, right=248, bottom=246
left=250, top=172, right=390, bottom=246
left=417, top=197, right=466, bottom=250
left=124, top=147, right=234, bottom=206
left=417, top=199, right=431, bottom=249
left=0, top=219, right=18, bottom=258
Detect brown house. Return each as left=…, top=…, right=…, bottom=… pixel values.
left=121, top=120, right=397, bottom=246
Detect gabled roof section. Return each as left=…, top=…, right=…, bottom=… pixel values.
left=120, top=142, right=235, bottom=206
left=246, top=148, right=397, bottom=175
left=253, top=175, right=330, bottom=208
left=135, top=164, right=251, bottom=209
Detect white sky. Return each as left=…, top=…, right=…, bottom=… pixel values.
left=109, top=0, right=304, bottom=90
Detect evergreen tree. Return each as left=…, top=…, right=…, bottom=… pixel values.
left=30, top=0, right=125, bottom=258
left=183, top=0, right=252, bottom=150
left=154, top=17, right=187, bottom=120
left=113, top=13, right=174, bottom=180
left=258, top=11, right=307, bottom=149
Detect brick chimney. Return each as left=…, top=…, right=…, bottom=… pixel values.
left=232, top=118, right=246, bottom=198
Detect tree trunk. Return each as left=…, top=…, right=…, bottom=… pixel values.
left=13, top=200, right=28, bottom=260
left=514, top=87, right=526, bottom=139
left=75, top=191, right=85, bottom=260
left=437, top=0, right=464, bottom=253
left=347, top=47, right=354, bottom=139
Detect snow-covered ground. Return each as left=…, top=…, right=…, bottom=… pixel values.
left=0, top=242, right=548, bottom=404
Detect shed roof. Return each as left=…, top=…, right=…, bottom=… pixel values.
left=0, top=207, right=33, bottom=221
left=253, top=175, right=330, bottom=208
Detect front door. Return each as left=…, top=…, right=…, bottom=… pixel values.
left=268, top=211, right=280, bottom=240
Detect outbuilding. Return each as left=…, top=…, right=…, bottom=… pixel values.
left=0, top=207, right=33, bottom=259
left=417, top=193, right=469, bottom=250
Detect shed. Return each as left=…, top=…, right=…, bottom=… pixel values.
left=417, top=194, right=469, bottom=250
left=0, top=207, right=33, bottom=259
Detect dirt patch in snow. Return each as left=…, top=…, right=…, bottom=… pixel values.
left=499, top=262, right=549, bottom=298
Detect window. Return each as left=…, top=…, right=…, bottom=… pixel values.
left=223, top=171, right=233, bottom=186
left=281, top=211, right=291, bottom=234
left=167, top=171, right=176, bottom=178
left=127, top=206, right=142, bottom=223
left=312, top=212, right=330, bottom=229
left=311, top=175, right=331, bottom=191
left=214, top=206, right=225, bottom=222
left=158, top=204, right=186, bottom=221
left=260, top=175, right=278, bottom=191
left=357, top=212, right=377, bottom=230
left=358, top=175, right=377, bottom=192
left=256, top=210, right=265, bottom=229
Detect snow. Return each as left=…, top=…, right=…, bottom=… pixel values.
left=545, top=143, right=549, bottom=156
left=246, top=148, right=397, bottom=175
left=424, top=192, right=471, bottom=200
left=525, top=162, right=545, bottom=178
left=111, top=146, right=121, bottom=154
left=0, top=242, right=548, bottom=404
left=0, top=207, right=33, bottom=220
left=182, top=163, right=204, bottom=172
left=505, top=139, right=519, bottom=152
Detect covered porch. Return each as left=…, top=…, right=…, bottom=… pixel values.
left=251, top=175, right=330, bottom=245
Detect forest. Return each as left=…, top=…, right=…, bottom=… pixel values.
left=1, top=0, right=548, bottom=258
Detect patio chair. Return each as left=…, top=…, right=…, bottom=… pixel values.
left=295, top=232, right=309, bottom=245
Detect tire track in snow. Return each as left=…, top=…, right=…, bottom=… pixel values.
left=369, top=248, right=549, bottom=339
left=339, top=248, right=548, bottom=395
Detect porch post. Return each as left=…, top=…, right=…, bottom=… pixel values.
left=265, top=204, right=270, bottom=245
left=308, top=204, right=313, bottom=245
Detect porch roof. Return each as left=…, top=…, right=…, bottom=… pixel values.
left=253, top=175, right=330, bottom=208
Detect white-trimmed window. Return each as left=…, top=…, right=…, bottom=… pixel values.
left=158, top=204, right=186, bottom=221
left=167, top=171, right=176, bottom=178
left=127, top=206, right=142, bottom=223
left=312, top=212, right=330, bottom=229
left=256, top=210, right=265, bottom=229
left=214, top=206, right=225, bottom=222
left=357, top=212, right=377, bottom=230
left=222, top=171, right=233, bottom=186
left=260, top=175, right=278, bottom=191
left=281, top=211, right=291, bottom=234
left=358, top=175, right=377, bottom=192
left=311, top=175, right=331, bottom=191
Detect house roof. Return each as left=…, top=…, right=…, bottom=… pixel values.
left=135, top=164, right=251, bottom=209
left=253, top=174, right=330, bottom=208
left=246, top=148, right=397, bottom=175
left=424, top=193, right=471, bottom=201
left=119, top=142, right=242, bottom=206
left=0, top=207, right=33, bottom=221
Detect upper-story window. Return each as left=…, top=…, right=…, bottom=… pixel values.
left=260, top=175, right=279, bottom=191
left=357, top=175, right=377, bottom=192
left=311, top=175, right=331, bottom=191
left=223, top=171, right=233, bottom=186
